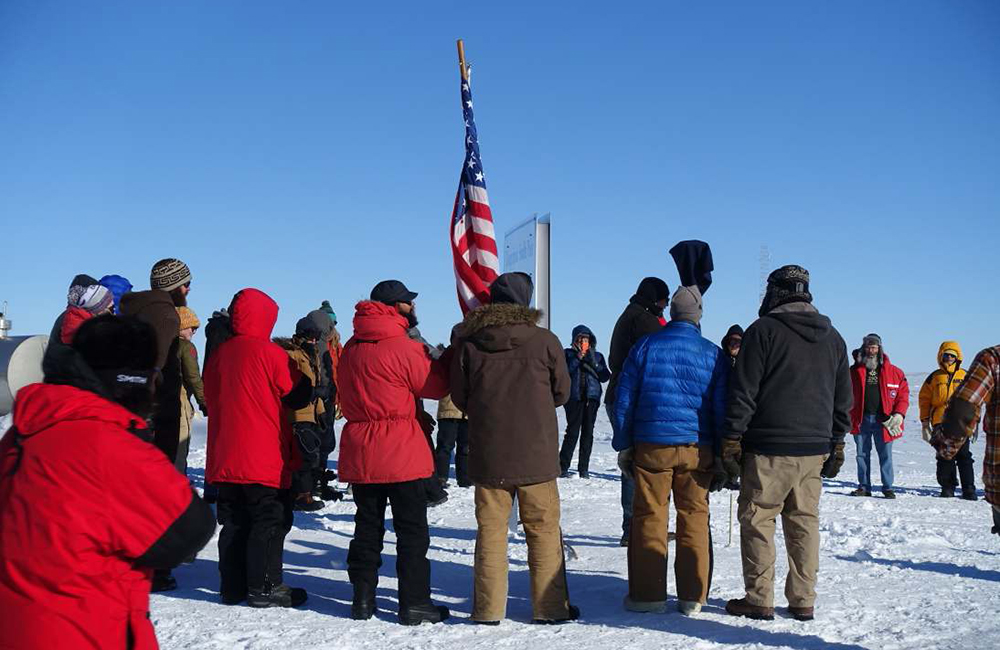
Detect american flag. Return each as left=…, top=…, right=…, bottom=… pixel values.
left=450, top=69, right=499, bottom=314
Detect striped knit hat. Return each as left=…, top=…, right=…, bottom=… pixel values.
left=150, top=258, right=192, bottom=292
left=176, top=306, right=201, bottom=332
left=75, top=285, right=115, bottom=315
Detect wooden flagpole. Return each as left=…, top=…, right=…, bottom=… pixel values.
left=457, top=39, right=469, bottom=81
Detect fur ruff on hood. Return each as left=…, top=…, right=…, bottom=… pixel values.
left=460, top=303, right=542, bottom=335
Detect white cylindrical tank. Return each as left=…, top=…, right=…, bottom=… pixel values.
left=0, top=336, right=49, bottom=415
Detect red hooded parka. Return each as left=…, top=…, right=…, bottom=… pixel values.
left=337, top=301, right=450, bottom=484
left=0, top=384, right=197, bottom=650
left=204, top=289, right=302, bottom=489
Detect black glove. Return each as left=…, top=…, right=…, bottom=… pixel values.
left=820, top=442, right=845, bottom=479
left=720, top=438, right=742, bottom=484
left=709, top=456, right=728, bottom=492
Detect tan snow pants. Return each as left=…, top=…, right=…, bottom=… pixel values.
left=628, top=443, right=713, bottom=604
left=738, top=452, right=825, bottom=608
left=473, top=480, right=571, bottom=621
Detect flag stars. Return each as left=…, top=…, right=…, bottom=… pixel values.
left=475, top=171, right=484, bottom=182
left=466, top=100, right=473, bottom=109
left=466, top=158, right=476, bottom=169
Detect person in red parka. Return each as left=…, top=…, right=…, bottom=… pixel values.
left=203, top=288, right=314, bottom=609
left=0, top=315, right=215, bottom=650
left=338, top=280, right=451, bottom=626
left=849, top=333, right=910, bottom=498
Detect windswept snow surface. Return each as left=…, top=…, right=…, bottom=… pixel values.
left=149, top=376, right=1000, bottom=650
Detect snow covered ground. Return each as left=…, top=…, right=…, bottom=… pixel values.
left=139, top=375, right=999, bottom=649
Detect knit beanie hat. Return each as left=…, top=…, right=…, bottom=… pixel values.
left=75, top=285, right=115, bottom=315
left=669, top=285, right=703, bottom=325
left=176, top=306, right=201, bottom=332
left=635, top=277, right=670, bottom=304
left=295, top=316, right=323, bottom=341
left=67, top=275, right=99, bottom=307
left=150, top=258, right=192, bottom=292
left=759, top=265, right=812, bottom=317
left=320, top=300, right=338, bottom=324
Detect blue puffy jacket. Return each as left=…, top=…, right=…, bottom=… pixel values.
left=564, top=325, right=611, bottom=401
left=612, top=321, right=729, bottom=450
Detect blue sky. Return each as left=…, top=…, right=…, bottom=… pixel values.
left=2, top=0, right=998, bottom=372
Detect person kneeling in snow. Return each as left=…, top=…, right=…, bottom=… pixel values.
left=0, top=315, right=215, bottom=650
left=203, top=289, right=314, bottom=608
left=451, top=272, right=579, bottom=625
left=612, top=284, right=729, bottom=616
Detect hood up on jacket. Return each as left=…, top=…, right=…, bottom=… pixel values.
left=571, top=324, right=597, bottom=348
left=461, top=303, right=543, bottom=353
left=937, top=340, right=963, bottom=372
left=722, top=324, right=744, bottom=349
left=229, top=288, right=279, bottom=340
left=351, top=300, right=409, bottom=342
left=764, top=302, right=832, bottom=344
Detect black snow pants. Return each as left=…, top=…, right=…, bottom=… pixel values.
left=347, top=480, right=432, bottom=610
left=217, top=483, right=293, bottom=596
left=937, top=438, right=976, bottom=493
left=559, top=398, right=600, bottom=475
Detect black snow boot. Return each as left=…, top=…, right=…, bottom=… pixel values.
left=961, top=489, right=978, bottom=501
left=352, top=583, right=377, bottom=620
left=939, top=487, right=955, bottom=498
left=533, top=604, right=581, bottom=625
left=151, top=570, right=177, bottom=593
left=247, top=584, right=308, bottom=608
left=314, top=477, right=344, bottom=502
left=293, top=495, right=325, bottom=512
left=425, top=477, right=449, bottom=508
left=399, top=603, right=450, bottom=626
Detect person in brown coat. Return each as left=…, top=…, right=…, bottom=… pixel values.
left=450, top=272, right=578, bottom=625
left=119, top=288, right=183, bottom=593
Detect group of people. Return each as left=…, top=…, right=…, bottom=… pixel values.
left=1, top=250, right=998, bottom=648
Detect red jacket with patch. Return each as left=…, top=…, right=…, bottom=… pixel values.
left=850, top=353, right=910, bottom=442
left=337, top=301, right=450, bottom=484
left=204, top=289, right=302, bottom=489
left=0, top=384, right=196, bottom=650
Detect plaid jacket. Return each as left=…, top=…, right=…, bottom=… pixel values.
left=941, top=346, right=1000, bottom=506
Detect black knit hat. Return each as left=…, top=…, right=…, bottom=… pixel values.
left=759, top=265, right=813, bottom=316
left=295, top=316, right=323, bottom=340
left=635, top=277, right=670, bottom=303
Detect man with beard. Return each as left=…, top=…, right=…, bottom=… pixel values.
left=721, top=265, right=852, bottom=622
left=337, top=280, right=452, bottom=625
left=606, top=277, right=669, bottom=546
left=848, top=334, right=909, bottom=498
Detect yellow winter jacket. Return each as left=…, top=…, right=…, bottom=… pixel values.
left=919, top=341, right=966, bottom=427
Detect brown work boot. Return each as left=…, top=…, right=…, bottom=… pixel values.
left=788, top=605, right=814, bottom=621
left=726, top=597, right=774, bottom=621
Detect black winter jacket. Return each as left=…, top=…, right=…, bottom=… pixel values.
left=723, top=303, right=852, bottom=456
left=606, top=297, right=664, bottom=406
